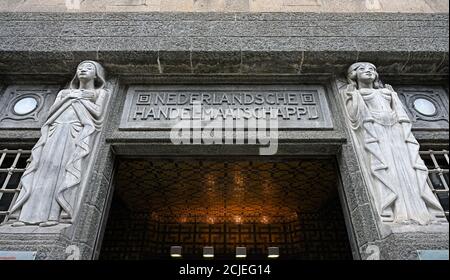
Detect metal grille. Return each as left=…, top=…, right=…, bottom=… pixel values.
left=420, top=150, right=449, bottom=220
left=113, top=158, right=339, bottom=225
left=0, top=149, right=31, bottom=225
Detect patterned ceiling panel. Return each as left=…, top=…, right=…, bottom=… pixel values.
left=115, top=158, right=338, bottom=224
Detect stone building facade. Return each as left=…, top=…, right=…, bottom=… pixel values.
left=0, top=0, right=448, bottom=260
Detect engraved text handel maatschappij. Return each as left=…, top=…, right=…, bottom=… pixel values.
left=130, top=91, right=321, bottom=121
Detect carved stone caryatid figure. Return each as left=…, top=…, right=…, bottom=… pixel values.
left=343, top=62, right=446, bottom=225
left=10, top=61, right=109, bottom=227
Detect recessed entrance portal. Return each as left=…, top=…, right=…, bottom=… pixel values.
left=99, top=157, right=353, bottom=260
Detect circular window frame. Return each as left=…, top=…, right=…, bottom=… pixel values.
left=13, top=96, right=39, bottom=116
left=5, top=93, right=44, bottom=122
left=412, top=96, right=439, bottom=117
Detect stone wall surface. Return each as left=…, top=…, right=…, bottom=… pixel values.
left=0, top=0, right=449, bottom=13
left=0, top=10, right=448, bottom=260
left=0, top=12, right=448, bottom=77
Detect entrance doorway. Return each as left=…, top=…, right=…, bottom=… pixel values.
left=99, top=157, right=352, bottom=260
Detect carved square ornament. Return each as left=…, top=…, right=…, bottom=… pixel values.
left=395, top=86, right=449, bottom=130
left=0, top=85, right=60, bottom=129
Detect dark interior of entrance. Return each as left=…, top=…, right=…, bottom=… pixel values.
left=99, top=157, right=353, bottom=260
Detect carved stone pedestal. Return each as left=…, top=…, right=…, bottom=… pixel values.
left=0, top=224, right=72, bottom=260
left=360, top=229, right=449, bottom=260
left=0, top=222, right=102, bottom=260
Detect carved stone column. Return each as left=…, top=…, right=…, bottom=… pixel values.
left=0, top=61, right=115, bottom=259
left=338, top=62, right=448, bottom=259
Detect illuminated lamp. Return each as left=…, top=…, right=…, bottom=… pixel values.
left=170, top=246, right=182, bottom=258
left=203, top=246, right=214, bottom=258
left=236, top=247, right=247, bottom=258
left=268, top=247, right=279, bottom=258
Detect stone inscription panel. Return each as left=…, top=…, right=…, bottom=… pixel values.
left=120, top=85, right=333, bottom=130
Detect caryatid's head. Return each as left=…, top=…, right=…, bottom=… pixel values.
left=347, top=62, right=383, bottom=89
left=70, top=60, right=106, bottom=89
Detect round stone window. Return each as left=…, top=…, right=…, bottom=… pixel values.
left=413, top=98, right=437, bottom=116
left=13, top=97, right=38, bottom=115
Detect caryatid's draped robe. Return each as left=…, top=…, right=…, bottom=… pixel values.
left=10, top=61, right=109, bottom=225
left=344, top=84, right=446, bottom=225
